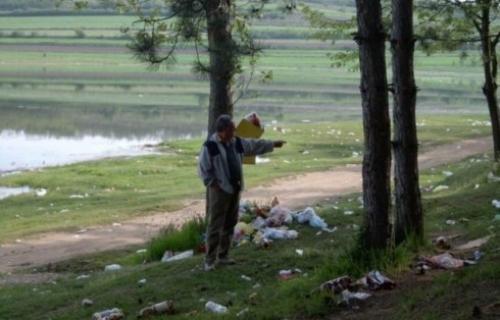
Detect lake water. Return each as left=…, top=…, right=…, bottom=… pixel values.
left=0, top=102, right=209, bottom=173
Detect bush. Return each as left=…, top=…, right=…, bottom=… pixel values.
left=147, top=217, right=206, bottom=261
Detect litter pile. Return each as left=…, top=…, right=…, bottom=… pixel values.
left=234, top=197, right=336, bottom=247
left=320, top=270, right=396, bottom=306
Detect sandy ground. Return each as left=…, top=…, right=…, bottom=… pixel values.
left=0, top=136, right=492, bottom=277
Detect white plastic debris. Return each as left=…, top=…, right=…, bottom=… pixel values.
left=487, top=172, right=500, bottom=182
left=241, top=275, right=252, bottom=282
left=442, top=171, right=454, bottom=177
left=81, top=298, right=94, bottom=307
left=205, top=301, right=228, bottom=314
left=445, top=219, right=457, bottom=225
left=161, top=250, right=194, bottom=263
left=137, top=278, right=147, bottom=286
left=344, top=210, right=354, bottom=216
left=136, top=249, right=147, bottom=254
left=256, top=156, right=271, bottom=164
left=492, top=199, right=500, bottom=209
left=104, top=264, right=122, bottom=272
left=236, top=307, right=249, bottom=317
left=35, top=188, right=47, bottom=197
left=295, top=249, right=304, bottom=256
left=342, top=289, right=372, bottom=304
left=76, top=274, right=90, bottom=280
left=92, top=308, right=124, bottom=320
left=263, top=227, right=298, bottom=240
left=433, top=185, right=449, bottom=192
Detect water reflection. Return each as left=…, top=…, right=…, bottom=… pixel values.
left=0, top=129, right=166, bottom=172
left=0, top=186, right=31, bottom=200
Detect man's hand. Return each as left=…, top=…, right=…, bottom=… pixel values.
left=273, top=140, right=286, bottom=148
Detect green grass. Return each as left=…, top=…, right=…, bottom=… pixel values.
left=0, top=152, right=498, bottom=319
left=147, top=218, right=206, bottom=262
left=0, top=115, right=493, bottom=243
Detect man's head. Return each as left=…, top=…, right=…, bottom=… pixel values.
left=215, top=114, right=235, bottom=143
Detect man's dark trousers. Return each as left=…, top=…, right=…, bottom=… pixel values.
left=205, top=186, right=240, bottom=264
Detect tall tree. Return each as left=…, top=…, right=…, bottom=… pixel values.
left=418, top=0, right=500, bottom=161
left=391, top=0, right=423, bottom=244
left=355, top=0, right=392, bottom=249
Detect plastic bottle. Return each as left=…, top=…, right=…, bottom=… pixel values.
left=205, top=301, right=228, bottom=314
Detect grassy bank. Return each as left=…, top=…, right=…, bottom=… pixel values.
left=0, top=151, right=498, bottom=319
left=0, top=115, right=493, bottom=243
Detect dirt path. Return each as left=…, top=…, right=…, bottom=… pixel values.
left=0, top=137, right=491, bottom=275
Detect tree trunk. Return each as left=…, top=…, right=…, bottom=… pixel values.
left=206, top=0, right=235, bottom=136
left=391, top=0, right=423, bottom=245
left=355, top=0, right=392, bottom=249
left=479, top=2, right=500, bottom=161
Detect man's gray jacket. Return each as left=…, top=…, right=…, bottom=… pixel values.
left=198, top=133, right=274, bottom=194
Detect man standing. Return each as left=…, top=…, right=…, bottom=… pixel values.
left=198, top=114, right=285, bottom=271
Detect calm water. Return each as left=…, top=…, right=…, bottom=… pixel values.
left=0, top=102, right=208, bottom=173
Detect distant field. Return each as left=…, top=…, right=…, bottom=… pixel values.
left=0, top=12, right=491, bottom=129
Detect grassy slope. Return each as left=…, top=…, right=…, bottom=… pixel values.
left=0, top=115, right=492, bottom=242
left=0, top=152, right=498, bottom=319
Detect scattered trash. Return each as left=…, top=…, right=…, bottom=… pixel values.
left=442, top=171, right=454, bottom=177
left=241, top=275, right=252, bottom=282
left=302, top=150, right=310, bottom=155
left=445, top=219, right=457, bottom=225
left=295, top=249, right=304, bottom=256
left=256, top=157, right=270, bottom=164
left=492, top=199, right=500, bottom=209
left=137, top=278, right=147, bottom=287
left=236, top=307, right=249, bottom=317
left=81, top=299, right=93, bottom=307
left=266, top=206, right=293, bottom=227
left=294, top=207, right=335, bottom=231
left=487, top=172, right=500, bottom=182
left=470, top=250, right=484, bottom=261
left=278, top=269, right=301, bottom=280
left=421, top=252, right=478, bottom=270
left=104, top=264, right=122, bottom=272
left=76, top=274, right=90, bottom=280
left=161, top=250, right=193, bottom=263
left=35, top=188, right=47, bottom=197
left=433, top=185, right=449, bottom=192
left=263, top=227, right=298, bottom=240
left=495, top=214, right=500, bottom=221
left=320, top=276, right=354, bottom=294
left=344, top=210, right=354, bottom=216
left=136, top=249, right=147, bottom=254
left=434, top=236, right=451, bottom=250
left=92, top=308, right=124, bottom=320
left=341, top=289, right=372, bottom=304
left=357, top=271, right=396, bottom=290
left=138, top=300, right=175, bottom=318
left=205, top=301, right=228, bottom=314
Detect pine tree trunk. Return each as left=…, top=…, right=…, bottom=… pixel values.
left=391, top=0, right=423, bottom=244
left=206, top=0, right=235, bottom=136
left=355, top=0, right=392, bottom=249
left=481, top=43, right=500, bottom=162
left=479, top=1, right=500, bottom=161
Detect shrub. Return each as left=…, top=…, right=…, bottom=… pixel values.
left=147, top=216, right=206, bottom=261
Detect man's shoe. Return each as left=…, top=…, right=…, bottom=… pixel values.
left=217, top=257, right=236, bottom=265
left=204, top=262, right=216, bottom=272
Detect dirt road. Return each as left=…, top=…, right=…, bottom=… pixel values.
left=0, top=137, right=491, bottom=274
